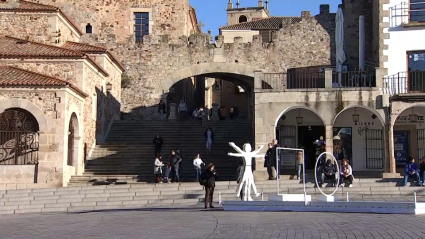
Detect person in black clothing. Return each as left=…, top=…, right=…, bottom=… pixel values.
left=153, top=135, right=163, bottom=157
left=320, top=159, right=337, bottom=187
left=420, top=157, right=425, bottom=186
left=236, top=160, right=244, bottom=201
left=271, top=139, right=280, bottom=179
left=169, top=150, right=182, bottom=183
left=158, top=100, right=166, bottom=119
left=264, top=143, right=274, bottom=180
left=201, top=163, right=217, bottom=209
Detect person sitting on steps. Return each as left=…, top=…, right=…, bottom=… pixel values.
left=321, top=159, right=337, bottom=187
left=404, top=157, right=420, bottom=187
left=340, top=158, right=354, bottom=187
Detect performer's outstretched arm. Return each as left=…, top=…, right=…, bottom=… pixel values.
left=229, top=142, right=244, bottom=153
left=228, top=152, right=243, bottom=157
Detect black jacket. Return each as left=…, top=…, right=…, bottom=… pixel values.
left=201, top=170, right=217, bottom=188
left=170, top=154, right=182, bottom=168
left=158, top=103, right=166, bottom=112
left=322, top=164, right=336, bottom=175
left=420, top=162, right=425, bottom=174
left=264, top=148, right=273, bottom=167
left=153, top=137, right=163, bottom=147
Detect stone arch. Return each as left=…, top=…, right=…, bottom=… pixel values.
left=333, top=105, right=385, bottom=126
left=274, top=105, right=326, bottom=127
left=67, top=112, right=80, bottom=166
left=239, top=15, right=248, bottom=23
left=391, top=102, right=425, bottom=126
left=0, top=99, right=48, bottom=132
left=162, top=62, right=255, bottom=92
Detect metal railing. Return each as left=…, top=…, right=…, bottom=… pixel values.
left=389, top=1, right=425, bottom=27
left=332, top=71, right=376, bottom=88
left=262, top=73, right=285, bottom=90
left=0, top=131, right=39, bottom=165
left=383, top=71, right=425, bottom=95
left=287, top=72, right=325, bottom=89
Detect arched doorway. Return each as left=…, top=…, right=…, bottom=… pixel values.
left=0, top=108, right=40, bottom=165
left=239, top=15, right=248, bottom=23
left=393, top=106, right=425, bottom=167
left=333, top=106, right=384, bottom=171
left=276, top=107, right=325, bottom=171
left=67, top=113, right=79, bottom=166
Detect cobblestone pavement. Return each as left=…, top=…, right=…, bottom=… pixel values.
left=1, top=207, right=425, bottom=239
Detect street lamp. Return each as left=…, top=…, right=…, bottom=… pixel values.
left=296, top=109, right=303, bottom=125
left=352, top=107, right=359, bottom=123
left=106, top=82, right=112, bottom=92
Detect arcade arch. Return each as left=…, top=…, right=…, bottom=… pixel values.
left=67, top=113, right=80, bottom=166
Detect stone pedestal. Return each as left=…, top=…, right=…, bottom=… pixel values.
left=317, top=195, right=338, bottom=202
left=168, top=103, right=177, bottom=120
left=211, top=103, right=219, bottom=121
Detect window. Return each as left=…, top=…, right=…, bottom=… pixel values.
left=85, top=23, right=92, bottom=34
left=134, top=12, right=149, bottom=43
left=239, top=15, right=247, bottom=23
left=410, top=0, right=425, bottom=22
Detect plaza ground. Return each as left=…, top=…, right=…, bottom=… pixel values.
left=1, top=208, right=425, bottom=239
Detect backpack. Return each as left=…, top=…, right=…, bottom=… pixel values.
left=199, top=177, right=207, bottom=186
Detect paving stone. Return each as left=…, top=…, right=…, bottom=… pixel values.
left=67, top=206, right=95, bottom=212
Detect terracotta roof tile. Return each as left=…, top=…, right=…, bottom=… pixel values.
left=220, top=17, right=302, bottom=30
left=0, top=66, right=87, bottom=97
left=0, top=36, right=109, bottom=76
left=0, top=0, right=58, bottom=11
left=0, top=36, right=85, bottom=58
left=62, top=41, right=125, bottom=72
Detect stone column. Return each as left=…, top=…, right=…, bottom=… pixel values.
left=324, top=68, right=333, bottom=89
left=388, top=122, right=396, bottom=174
left=211, top=103, right=219, bottom=120
left=325, top=125, right=334, bottom=160
left=168, top=103, right=177, bottom=120
left=254, top=71, right=263, bottom=90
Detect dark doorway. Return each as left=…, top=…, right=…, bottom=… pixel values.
left=297, top=126, right=325, bottom=169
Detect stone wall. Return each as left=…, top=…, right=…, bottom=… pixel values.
left=56, top=16, right=80, bottom=44
left=6, top=62, right=78, bottom=85
left=36, top=0, right=193, bottom=43
left=0, top=13, right=50, bottom=43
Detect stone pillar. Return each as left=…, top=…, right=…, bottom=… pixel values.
left=375, top=67, right=384, bottom=89
left=325, top=125, right=334, bottom=160
left=324, top=68, right=333, bottom=89
left=254, top=71, right=263, bottom=90
left=168, top=103, right=177, bottom=120
left=211, top=103, right=219, bottom=120
left=388, top=122, right=396, bottom=173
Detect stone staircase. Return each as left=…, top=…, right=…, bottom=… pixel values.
left=69, top=120, right=253, bottom=185
left=1, top=178, right=425, bottom=215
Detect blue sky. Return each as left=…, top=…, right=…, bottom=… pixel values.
left=189, top=0, right=341, bottom=36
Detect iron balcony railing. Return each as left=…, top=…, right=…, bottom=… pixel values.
left=383, top=71, right=425, bottom=95
left=0, top=131, right=39, bottom=165
left=389, top=1, right=425, bottom=28
left=332, top=71, right=376, bottom=88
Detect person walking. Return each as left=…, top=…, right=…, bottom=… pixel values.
left=201, top=163, right=217, bottom=209
left=153, top=135, right=163, bottom=157
left=178, top=100, right=187, bottom=121
left=193, top=154, right=204, bottom=182
left=201, top=107, right=208, bottom=127
left=271, top=139, right=280, bottom=179
left=158, top=100, right=166, bottom=119
left=170, top=150, right=182, bottom=183
left=154, top=153, right=164, bottom=183
left=264, top=143, right=274, bottom=180
left=236, top=159, right=244, bottom=200
left=204, top=127, right=214, bottom=153
left=296, top=150, right=304, bottom=183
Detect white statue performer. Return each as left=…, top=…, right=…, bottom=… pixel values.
left=228, top=142, right=264, bottom=201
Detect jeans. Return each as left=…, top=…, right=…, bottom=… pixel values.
left=404, top=173, right=420, bottom=186
left=171, top=167, right=179, bottom=182
left=179, top=111, right=186, bottom=121
left=267, top=165, right=276, bottom=179
left=321, top=173, right=337, bottom=184
left=159, top=110, right=164, bottom=119
left=195, top=168, right=202, bottom=181
left=205, top=186, right=214, bottom=207
left=206, top=140, right=212, bottom=150
left=340, top=175, right=353, bottom=185
left=297, top=164, right=303, bottom=180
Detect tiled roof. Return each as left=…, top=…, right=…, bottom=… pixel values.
left=62, top=41, right=125, bottom=72
left=0, top=1, right=82, bottom=36
left=0, top=36, right=109, bottom=76
left=0, top=0, right=58, bottom=11
left=0, top=66, right=87, bottom=97
left=220, top=17, right=302, bottom=30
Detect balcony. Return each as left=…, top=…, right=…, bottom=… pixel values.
left=383, top=71, right=425, bottom=95
left=258, top=70, right=376, bottom=91
left=389, top=1, right=425, bottom=28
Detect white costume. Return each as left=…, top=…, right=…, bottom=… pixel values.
left=228, top=142, right=264, bottom=201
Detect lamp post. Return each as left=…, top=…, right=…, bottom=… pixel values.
left=409, top=107, right=418, bottom=123
left=352, top=107, right=359, bottom=123
left=296, top=109, right=303, bottom=125
left=106, top=82, right=112, bottom=92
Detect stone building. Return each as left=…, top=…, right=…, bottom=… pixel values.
left=0, top=0, right=124, bottom=189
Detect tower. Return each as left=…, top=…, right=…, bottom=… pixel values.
left=226, top=0, right=270, bottom=25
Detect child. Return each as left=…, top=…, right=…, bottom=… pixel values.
left=193, top=154, right=204, bottom=182
left=163, top=163, right=172, bottom=183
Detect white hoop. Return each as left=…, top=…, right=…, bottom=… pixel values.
left=314, top=152, right=340, bottom=197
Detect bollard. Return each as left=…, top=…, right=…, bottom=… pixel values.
left=347, top=192, right=349, bottom=202
left=261, top=191, right=264, bottom=201
left=414, top=192, right=417, bottom=209
left=219, top=192, right=222, bottom=205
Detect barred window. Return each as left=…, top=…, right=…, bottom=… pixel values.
left=410, top=0, right=425, bottom=22
left=134, top=12, right=149, bottom=43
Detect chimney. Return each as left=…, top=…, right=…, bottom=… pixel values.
left=258, top=0, right=263, bottom=8
left=320, top=4, right=330, bottom=14
left=301, top=11, right=311, bottom=18
left=227, top=0, right=233, bottom=10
